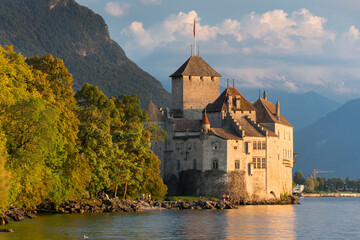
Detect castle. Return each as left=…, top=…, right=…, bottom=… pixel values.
left=146, top=55, right=295, bottom=201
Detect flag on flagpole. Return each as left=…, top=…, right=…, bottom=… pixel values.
left=193, top=18, right=196, bottom=38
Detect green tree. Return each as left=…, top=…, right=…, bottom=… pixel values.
left=293, top=170, right=305, bottom=185
left=317, top=177, right=326, bottom=191
left=26, top=54, right=88, bottom=201
left=304, top=178, right=318, bottom=193
left=76, top=84, right=115, bottom=197
left=0, top=124, right=9, bottom=210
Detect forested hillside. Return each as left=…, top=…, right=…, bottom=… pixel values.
left=0, top=0, right=170, bottom=107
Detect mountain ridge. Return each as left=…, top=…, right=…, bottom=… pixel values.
left=294, top=98, right=360, bottom=178
left=0, top=0, right=170, bottom=107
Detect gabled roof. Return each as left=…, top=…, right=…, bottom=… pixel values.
left=209, top=128, right=242, bottom=140
left=145, top=101, right=164, bottom=122
left=253, top=98, right=292, bottom=127
left=170, top=56, right=222, bottom=77
left=175, top=119, right=202, bottom=132
left=205, top=87, right=257, bottom=112
left=169, top=108, right=183, bottom=118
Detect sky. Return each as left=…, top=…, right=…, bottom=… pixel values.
left=76, top=0, right=360, bottom=102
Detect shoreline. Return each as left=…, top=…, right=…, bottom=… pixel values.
left=302, top=193, right=360, bottom=197
left=1, top=196, right=298, bottom=231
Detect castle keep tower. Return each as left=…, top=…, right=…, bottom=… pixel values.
left=170, top=56, right=221, bottom=119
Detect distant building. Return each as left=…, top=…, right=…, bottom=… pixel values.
left=146, top=54, right=295, bottom=201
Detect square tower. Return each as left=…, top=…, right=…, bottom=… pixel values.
left=170, top=56, right=221, bottom=119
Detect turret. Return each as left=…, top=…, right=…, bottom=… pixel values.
left=202, top=111, right=211, bottom=133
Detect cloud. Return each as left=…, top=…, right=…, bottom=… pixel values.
left=140, top=0, right=162, bottom=5
left=122, top=9, right=335, bottom=56
left=240, top=9, right=335, bottom=54
left=104, top=2, right=130, bottom=17
left=121, top=9, right=360, bottom=99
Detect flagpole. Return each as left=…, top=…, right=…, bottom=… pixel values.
left=193, top=18, right=196, bottom=55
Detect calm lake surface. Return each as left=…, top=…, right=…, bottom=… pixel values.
left=3, top=197, right=360, bottom=240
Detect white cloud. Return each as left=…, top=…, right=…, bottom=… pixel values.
left=122, top=9, right=335, bottom=55
left=104, top=2, right=130, bottom=17
left=121, top=9, right=360, bottom=99
left=140, top=0, right=162, bottom=5
left=240, top=9, right=335, bottom=54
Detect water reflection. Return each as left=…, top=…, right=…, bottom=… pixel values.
left=224, top=205, right=296, bottom=239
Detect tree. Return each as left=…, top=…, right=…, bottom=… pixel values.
left=293, top=171, right=305, bottom=185
left=304, top=178, right=319, bottom=193
left=0, top=124, right=9, bottom=210
left=317, top=177, right=326, bottom=191
left=26, top=54, right=88, bottom=201
left=76, top=84, right=115, bottom=197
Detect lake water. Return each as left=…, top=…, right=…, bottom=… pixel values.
left=3, top=197, right=360, bottom=240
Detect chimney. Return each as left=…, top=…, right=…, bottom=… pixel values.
left=263, top=90, right=267, bottom=100
left=276, top=100, right=280, bottom=121
left=202, top=111, right=211, bottom=132
left=227, top=95, right=233, bottom=112
left=236, top=96, right=240, bottom=110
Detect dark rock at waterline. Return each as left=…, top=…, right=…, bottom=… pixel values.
left=37, top=199, right=56, bottom=213
left=0, top=228, right=13, bottom=232
left=3, top=206, right=36, bottom=222
left=0, top=214, right=9, bottom=225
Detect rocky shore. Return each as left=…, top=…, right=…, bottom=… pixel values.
left=1, top=195, right=298, bottom=231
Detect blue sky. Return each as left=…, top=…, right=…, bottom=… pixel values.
left=77, top=0, right=360, bottom=102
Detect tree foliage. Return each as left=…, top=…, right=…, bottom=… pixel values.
left=0, top=46, right=166, bottom=210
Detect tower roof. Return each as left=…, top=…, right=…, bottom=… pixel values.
left=202, top=112, right=210, bottom=125
left=145, top=101, right=164, bottom=122
left=205, top=87, right=256, bottom=112
left=170, top=56, right=222, bottom=77
left=253, top=98, right=292, bottom=127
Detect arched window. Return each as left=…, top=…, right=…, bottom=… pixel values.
left=235, top=160, right=240, bottom=169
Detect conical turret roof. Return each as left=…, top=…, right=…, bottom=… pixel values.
left=145, top=101, right=164, bottom=122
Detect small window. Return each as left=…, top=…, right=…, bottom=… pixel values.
left=212, top=142, right=219, bottom=151
left=257, top=141, right=261, bottom=150
left=262, top=141, right=266, bottom=149
left=253, top=142, right=257, bottom=150
left=177, top=160, right=180, bottom=170
left=235, top=160, right=240, bottom=169
left=257, top=158, right=261, bottom=169
left=187, top=142, right=192, bottom=151
left=200, top=76, right=203, bottom=81
left=234, top=146, right=238, bottom=150
left=212, top=160, right=219, bottom=169
left=252, top=157, right=257, bottom=169
left=211, top=77, right=214, bottom=81
left=262, top=158, right=266, bottom=169
left=189, top=76, right=192, bottom=80
left=193, top=159, right=197, bottom=170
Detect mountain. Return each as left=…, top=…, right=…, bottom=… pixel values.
left=294, top=98, right=360, bottom=179
left=238, top=88, right=341, bottom=131
left=0, top=0, right=170, bottom=107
